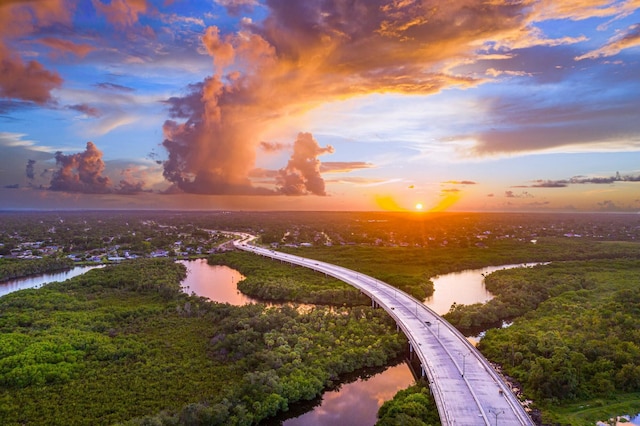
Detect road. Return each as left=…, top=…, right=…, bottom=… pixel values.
left=231, top=233, right=534, bottom=426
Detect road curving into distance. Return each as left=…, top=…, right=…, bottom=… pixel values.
left=231, top=233, right=534, bottom=426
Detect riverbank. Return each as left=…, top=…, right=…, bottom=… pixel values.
left=478, top=259, right=640, bottom=425
left=0, top=258, right=407, bottom=425
left=0, top=264, right=104, bottom=298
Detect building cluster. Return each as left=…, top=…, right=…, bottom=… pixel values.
left=0, top=229, right=231, bottom=263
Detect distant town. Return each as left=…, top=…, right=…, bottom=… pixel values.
left=1, top=211, right=638, bottom=264
left=2, top=228, right=229, bottom=263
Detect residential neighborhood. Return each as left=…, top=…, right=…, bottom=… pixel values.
left=1, top=211, right=638, bottom=266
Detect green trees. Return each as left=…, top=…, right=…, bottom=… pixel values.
left=443, top=261, right=623, bottom=334
left=0, top=257, right=407, bottom=425
left=377, top=382, right=439, bottom=426
left=0, top=257, right=74, bottom=281
left=476, top=259, right=640, bottom=423
left=124, top=305, right=405, bottom=425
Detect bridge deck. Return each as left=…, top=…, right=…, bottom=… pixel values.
left=233, top=235, right=534, bottom=426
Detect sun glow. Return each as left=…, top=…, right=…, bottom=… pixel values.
left=428, top=192, right=461, bottom=212
left=374, top=194, right=460, bottom=212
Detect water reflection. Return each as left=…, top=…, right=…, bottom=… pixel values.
left=178, top=258, right=538, bottom=425
left=278, top=363, right=414, bottom=426
left=0, top=265, right=103, bottom=298
left=178, top=259, right=415, bottom=426
left=177, top=259, right=253, bottom=305
left=426, top=263, right=540, bottom=315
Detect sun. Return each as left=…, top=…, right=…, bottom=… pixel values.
left=415, top=203, right=423, bottom=210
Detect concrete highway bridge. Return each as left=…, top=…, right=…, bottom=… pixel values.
left=232, top=233, right=534, bottom=426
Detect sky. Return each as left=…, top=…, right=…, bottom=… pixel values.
left=1, top=0, right=639, bottom=212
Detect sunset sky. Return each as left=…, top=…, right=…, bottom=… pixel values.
left=1, top=0, right=639, bottom=212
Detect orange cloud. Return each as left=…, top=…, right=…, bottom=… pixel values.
left=575, top=23, right=640, bottom=60
left=0, top=0, right=73, bottom=104
left=276, top=132, right=334, bottom=196
left=49, top=141, right=148, bottom=194
left=50, top=142, right=111, bottom=193
left=162, top=1, right=551, bottom=196
left=321, top=162, right=374, bottom=173
left=533, top=0, right=639, bottom=21
left=0, top=45, right=63, bottom=104
left=37, top=37, right=96, bottom=58
left=259, top=141, right=289, bottom=152
left=92, top=0, right=149, bottom=28
left=160, top=0, right=640, bottom=197
left=202, top=26, right=238, bottom=72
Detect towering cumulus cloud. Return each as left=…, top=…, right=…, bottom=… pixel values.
left=26, top=159, right=36, bottom=181
left=48, top=141, right=147, bottom=194
left=50, top=142, right=112, bottom=193
left=162, top=0, right=529, bottom=195
left=277, top=133, right=334, bottom=196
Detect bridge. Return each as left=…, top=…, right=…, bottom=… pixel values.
left=232, top=233, right=534, bottom=426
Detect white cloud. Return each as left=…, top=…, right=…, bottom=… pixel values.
left=0, top=132, right=71, bottom=153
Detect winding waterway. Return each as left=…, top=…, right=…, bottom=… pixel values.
left=0, top=264, right=103, bottom=298
left=275, top=263, right=539, bottom=425
left=1, top=258, right=537, bottom=426
left=273, top=362, right=414, bottom=426
left=426, top=263, right=541, bottom=315
left=177, top=259, right=251, bottom=305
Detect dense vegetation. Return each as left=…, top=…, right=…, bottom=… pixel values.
left=0, top=257, right=74, bottom=281
left=443, top=261, right=597, bottom=333
left=477, top=259, right=640, bottom=425
left=207, top=250, right=371, bottom=305
left=126, top=305, right=405, bottom=425
left=286, top=238, right=640, bottom=277
left=2, top=211, right=640, bottom=425
left=376, top=381, right=439, bottom=426
left=0, top=258, right=406, bottom=425
left=282, top=239, right=640, bottom=303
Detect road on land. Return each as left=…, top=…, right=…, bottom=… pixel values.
left=232, top=233, right=534, bottom=426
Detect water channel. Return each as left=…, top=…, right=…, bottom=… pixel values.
left=177, top=259, right=250, bottom=305
left=426, top=263, right=541, bottom=315
left=176, top=259, right=537, bottom=426
left=0, top=264, right=104, bottom=298
left=0, top=259, right=539, bottom=425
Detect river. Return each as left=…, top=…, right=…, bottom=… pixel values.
left=0, top=264, right=104, bottom=298
left=426, top=263, right=541, bottom=315
left=175, top=258, right=535, bottom=425
left=177, top=258, right=252, bottom=305
left=0, top=258, right=534, bottom=426
left=277, top=263, right=539, bottom=426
